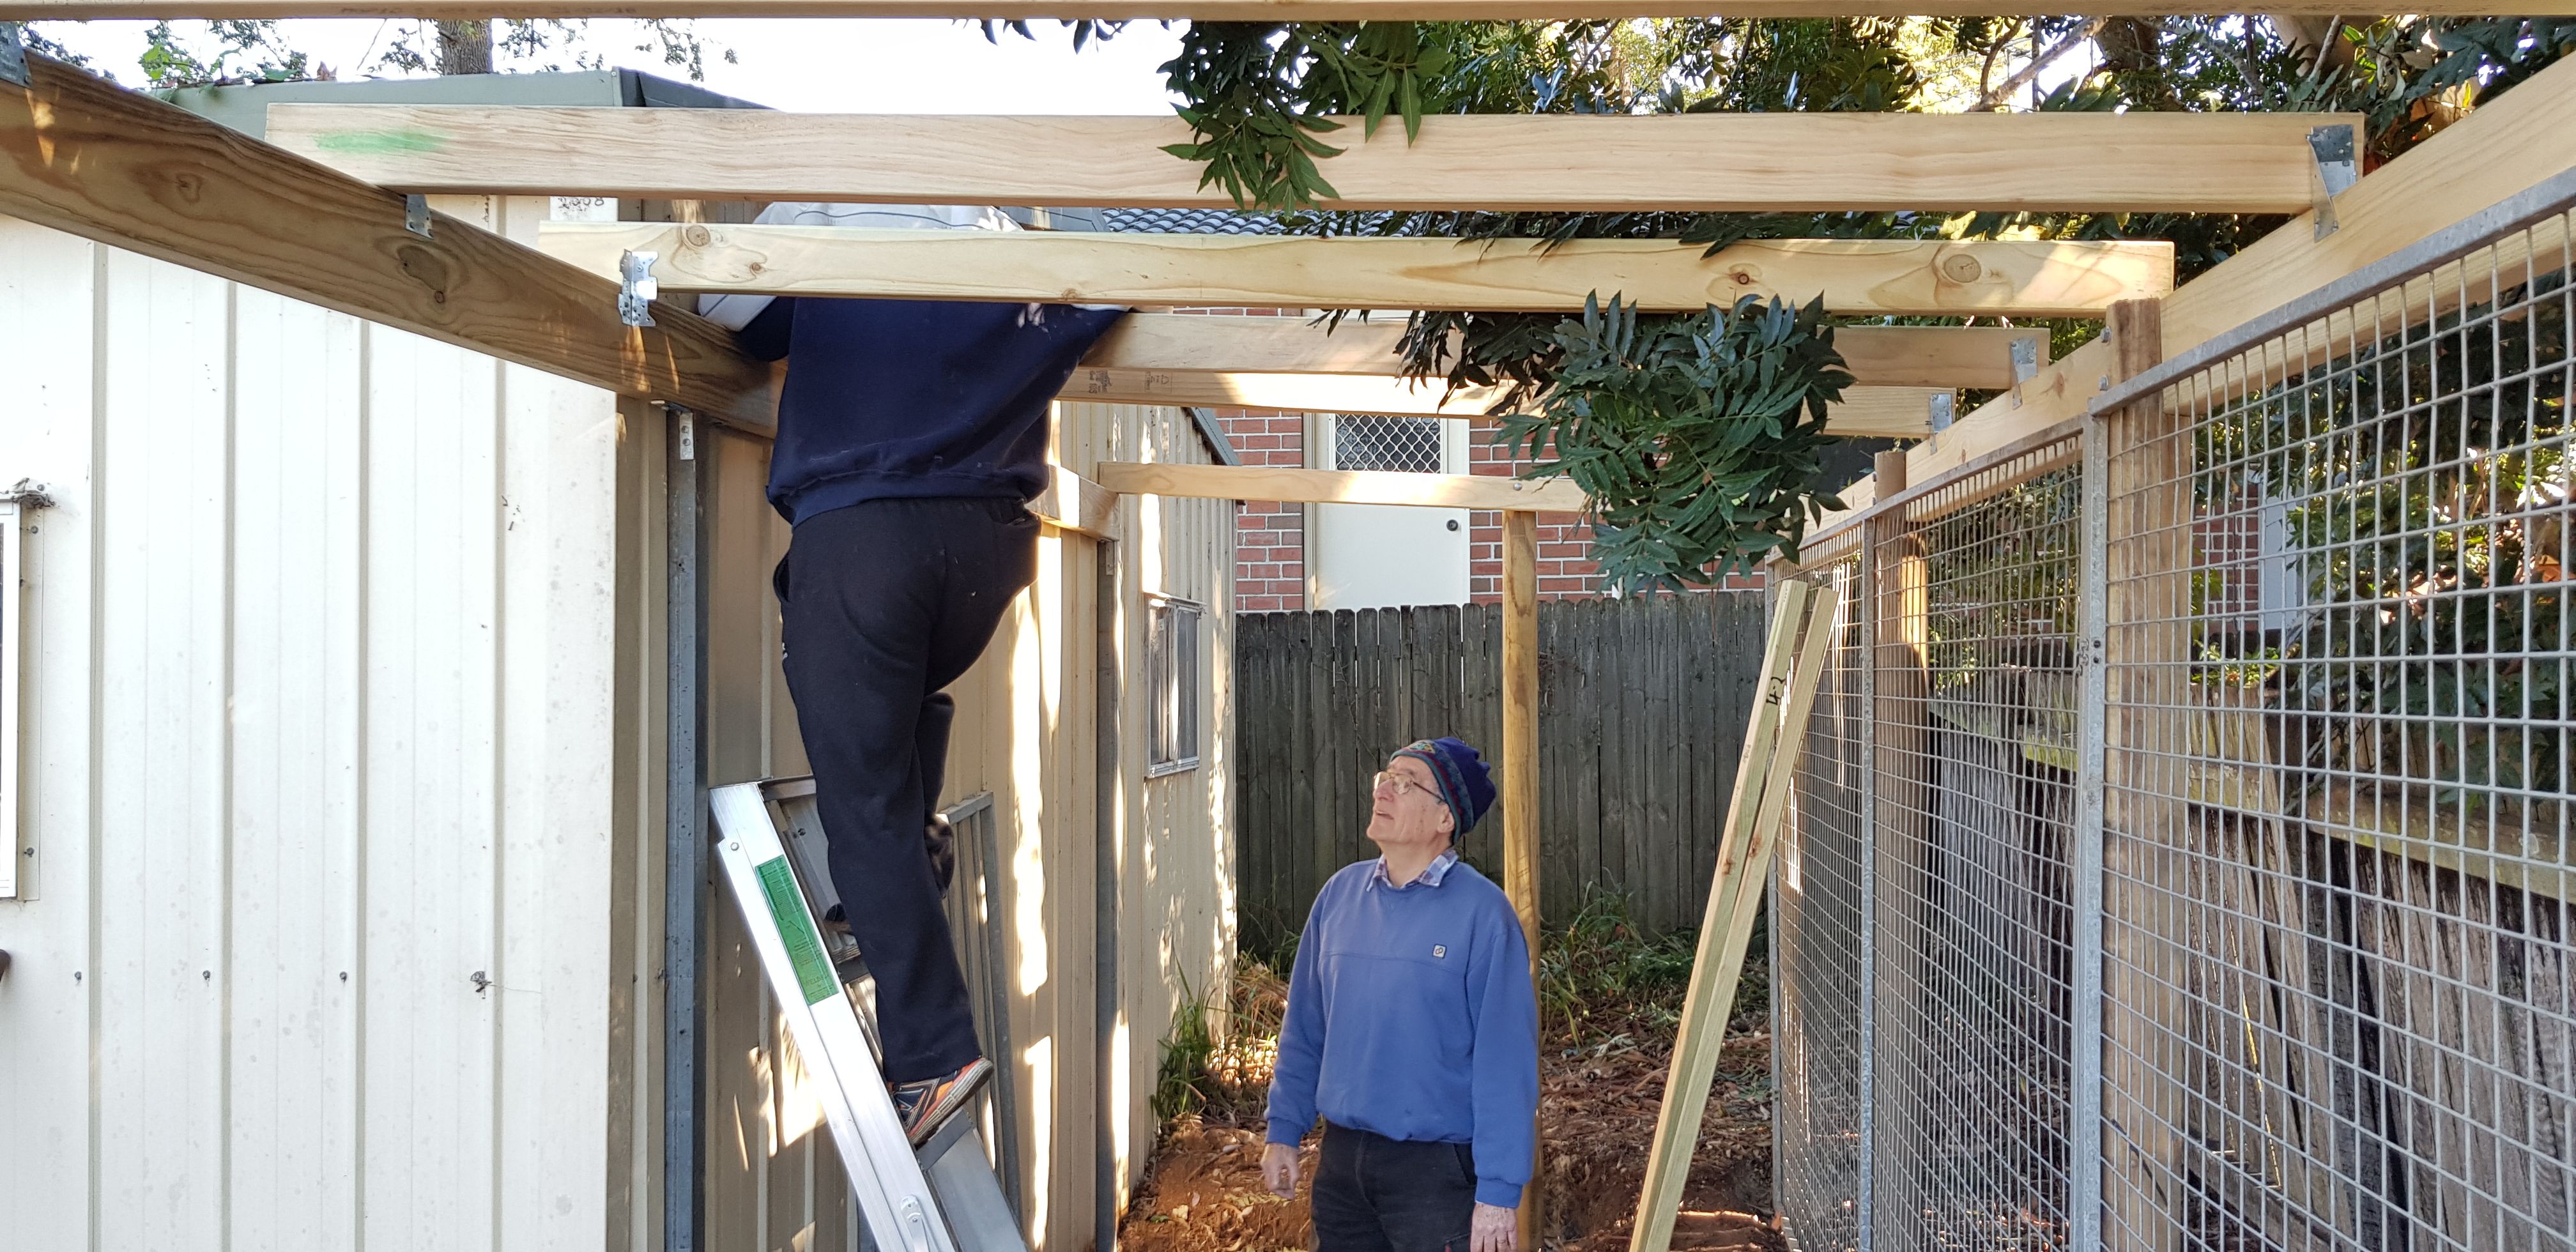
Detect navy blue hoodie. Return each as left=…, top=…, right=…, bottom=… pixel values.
left=736, top=296, right=1128, bottom=524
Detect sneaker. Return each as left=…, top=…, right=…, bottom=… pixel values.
left=924, top=813, right=956, bottom=896
left=891, top=1057, right=992, bottom=1148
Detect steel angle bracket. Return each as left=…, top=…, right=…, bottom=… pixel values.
left=1, top=23, right=31, bottom=88
left=618, top=250, right=659, bottom=328
left=2007, top=335, right=2042, bottom=408
left=2309, top=123, right=2361, bottom=241
left=402, top=194, right=432, bottom=240
left=1928, top=391, right=1956, bottom=433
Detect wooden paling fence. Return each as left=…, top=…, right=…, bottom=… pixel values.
left=1232, top=593, right=1767, bottom=950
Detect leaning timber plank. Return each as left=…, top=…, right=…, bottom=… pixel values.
left=1059, top=367, right=1945, bottom=434
left=0, top=54, right=773, bottom=429
left=1084, top=314, right=2048, bottom=390
left=1030, top=464, right=1116, bottom=538
left=3, top=0, right=2550, bottom=17
left=539, top=223, right=2175, bottom=318
left=1804, top=52, right=2576, bottom=544
left=268, top=105, right=2356, bottom=216
left=1629, top=579, right=1836, bottom=1252
left=1092, top=462, right=1586, bottom=512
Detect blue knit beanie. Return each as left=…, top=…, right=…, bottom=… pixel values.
left=1393, top=737, right=1497, bottom=837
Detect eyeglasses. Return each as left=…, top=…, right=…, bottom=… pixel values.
left=1370, top=771, right=1441, bottom=803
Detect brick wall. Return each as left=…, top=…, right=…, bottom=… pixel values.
left=1220, top=408, right=1310, bottom=611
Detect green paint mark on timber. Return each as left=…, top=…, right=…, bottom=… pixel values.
left=756, top=857, right=841, bottom=1005
left=311, top=129, right=448, bottom=156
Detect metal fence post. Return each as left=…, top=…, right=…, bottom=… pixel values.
left=1852, top=450, right=1904, bottom=1252
left=664, top=406, right=710, bottom=1252
left=2071, top=411, right=2112, bottom=1252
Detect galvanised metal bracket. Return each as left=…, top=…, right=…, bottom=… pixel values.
left=403, top=194, right=433, bottom=240
left=1, top=23, right=32, bottom=88
left=1928, top=391, right=1955, bottom=434
left=2011, top=336, right=2041, bottom=386
left=620, top=250, right=661, bottom=328
left=2309, top=123, right=2361, bottom=241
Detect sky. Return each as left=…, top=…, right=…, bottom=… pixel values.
left=33, top=17, right=1192, bottom=114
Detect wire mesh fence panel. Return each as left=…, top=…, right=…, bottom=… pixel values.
left=1871, top=439, right=2086, bottom=1252
left=2099, top=202, right=2575, bottom=1250
left=1778, top=553, right=1871, bottom=1252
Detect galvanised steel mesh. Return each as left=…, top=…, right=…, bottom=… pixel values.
left=2099, top=204, right=2576, bottom=1251
left=1869, top=441, right=2085, bottom=1252
left=1777, top=552, right=1870, bottom=1252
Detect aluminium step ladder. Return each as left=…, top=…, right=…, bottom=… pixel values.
left=709, top=777, right=1028, bottom=1252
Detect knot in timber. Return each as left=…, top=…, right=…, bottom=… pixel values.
left=1938, top=252, right=1985, bottom=284
left=681, top=224, right=714, bottom=248
left=1727, top=265, right=1761, bottom=287
left=394, top=242, right=454, bottom=310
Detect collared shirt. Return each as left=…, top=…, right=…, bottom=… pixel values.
left=1370, top=846, right=1460, bottom=890
left=1265, top=853, right=1539, bottom=1209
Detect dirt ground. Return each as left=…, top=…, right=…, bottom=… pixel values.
left=1117, top=1031, right=1784, bottom=1252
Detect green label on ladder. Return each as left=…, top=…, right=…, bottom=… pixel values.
left=756, top=856, right=841, bottom=1005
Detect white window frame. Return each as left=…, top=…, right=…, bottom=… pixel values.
left=1144, top=594, right=1204, bottom=778
left=1, top=500, right=22, bottom=899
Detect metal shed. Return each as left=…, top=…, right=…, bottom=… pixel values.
left=0, top=70, right=1238, bottom=1252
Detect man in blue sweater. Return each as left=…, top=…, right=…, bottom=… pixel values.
left=1262, top=737, right=1540, bottom=1252
left=703, top=202, right=1127, bottom=1145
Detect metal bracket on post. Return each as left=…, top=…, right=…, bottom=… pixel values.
left=620, top=250, right=661, bottom=328
left=0, top=22, right=32, bottom=88
left=2308, top=123, right=2360, bottom=241
left=1928, top=391, right=1955, bottom=434
left=402, top=194, right=433, bottom=240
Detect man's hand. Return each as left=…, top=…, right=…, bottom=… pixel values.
left=1261, top=1141, right=1300, bottom=1199
left=1469, top=1202, right=1517, bottom=1252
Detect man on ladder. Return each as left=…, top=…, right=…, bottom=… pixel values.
left=702, top=202, right=1127, bottom=1147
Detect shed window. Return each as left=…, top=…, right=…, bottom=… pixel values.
left=1, top=500, right=22, bottom=899
left=1146, top=597, right=1202, bottom=777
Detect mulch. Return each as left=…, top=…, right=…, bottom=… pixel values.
left=1117, top=1032, right=1786, bottom=1252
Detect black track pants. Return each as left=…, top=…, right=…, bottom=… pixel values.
left=776, top=497, right=1038, bottom=1083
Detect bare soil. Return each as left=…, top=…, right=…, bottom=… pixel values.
left=1117, top=1032, right=1783, bottom=1252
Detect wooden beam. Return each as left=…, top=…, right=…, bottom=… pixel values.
left=1061, top=367, right=1512, bottom=417
left=268, top=105, right=2354, bottom=216
left=0, top=0, right=2535, bottom=16
left=540, top=223, right=2174, bottom=318
left=1091, top=462, right=1585, bottom=512
left=1499, top=507, right=1542, bottom=1252
left=1060, top=367, right=1947, bottom=434
left=0, top=54, right=773, bottom=429
left=1807, top=52, right=2576, bottom=537
left=1087, top=314, right=2048, bottom=390
left=1629, top=577, right=1837, bottom=1252
left=1031, top=464, right=1116, bottom=538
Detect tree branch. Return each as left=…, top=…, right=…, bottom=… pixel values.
left=1976, top=18, right=2107, bottom=111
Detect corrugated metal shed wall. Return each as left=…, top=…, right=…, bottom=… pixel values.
left=0, top=210, right=1238, bottom=1252
left=0, top=213, right=656, bottom=1250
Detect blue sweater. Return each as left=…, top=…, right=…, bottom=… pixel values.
left=736, top=297, right=1128, bottom=524
left=1265, top=858, right=1540, bottom=1209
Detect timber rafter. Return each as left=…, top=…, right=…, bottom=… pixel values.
left=0, top=52, right=774, bottom=427
left=266, top=105, right=2356, bottom=216
left=540, top=222, right=2175, bottom=317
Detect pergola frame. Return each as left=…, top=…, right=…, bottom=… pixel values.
left=12, top=28, right=2576, bottom=1252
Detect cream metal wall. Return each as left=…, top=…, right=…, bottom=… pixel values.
left=0, top=213, right=660, bottom=1251
left=0, top=212, right=1237, bottom=1252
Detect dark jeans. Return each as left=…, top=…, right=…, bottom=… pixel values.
left=777, top=496, right=1038, bottom=1084
left=1311, top=1124, right=1478, bottom=1252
